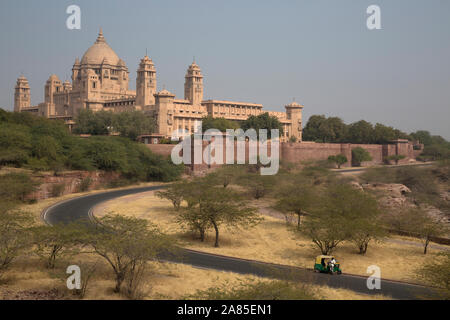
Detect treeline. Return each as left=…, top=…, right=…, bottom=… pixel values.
left=73, top=109, right=155, bottom=140
left=303, top=115, right=410, bottom=144
left=0, top=109, right=182, bottom=182
left=201, top=113, right=284, bottom=137
left=303, top=115, right=450, bottom=159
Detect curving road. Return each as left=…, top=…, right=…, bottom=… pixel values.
left=43, top=185, right=435, bottom=300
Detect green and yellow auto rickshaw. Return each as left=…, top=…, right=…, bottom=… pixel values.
left=314, top=255, right=342, bottom=274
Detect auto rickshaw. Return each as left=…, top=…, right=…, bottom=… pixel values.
left=314, top=255, right=342, bottom=274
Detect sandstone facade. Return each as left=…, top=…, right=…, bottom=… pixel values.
left=14, top=29, right=303, bottom=142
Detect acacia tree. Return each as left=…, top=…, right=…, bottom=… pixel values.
left=203, top=188, right=261, bottom=247
left=0, top=206, right=34, bottom=279
left=237, top=173, right=275, bottom=200
left=345, top=193, right=385, bottom=254
left=155, top=183, right=185, bottom=210
left=178, top=183, right=261, bottom=247
left=303, top=184, right=383, bottom=255
left=402, top=208, right=447, bottom=254
left=204, top=165, right=245, bottom=188
left=275, top=184, right=318, bottom=230
left=32, top=223, right=80, bottom=269
left=81, top=214, right=172, bottom=294
left=177, top=207, right=211, bottom=242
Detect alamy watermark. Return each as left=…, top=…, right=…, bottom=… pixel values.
left=366, top=265, right=381, bottom=290
left=367, top=5, right=381, bottom=30
left=66, top=265, right=81, bottom=290
left=66, top=5, right=81, bottom=30
left=170, top=126, right=280, bottom=175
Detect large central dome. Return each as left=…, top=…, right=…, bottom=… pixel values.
left=81, top=29, right=120, bottom=65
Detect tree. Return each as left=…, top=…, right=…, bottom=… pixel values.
left=177, top=206, right=211, bottom=242
left=179, top=184, right=261, bottom=247
left=0, top=172, right=39, bottom=203
left=416, top=252, right=450, bottom=299
left=410, top=130, right=433, bottom=146
left=346, top=120, right=374, bottom=144
left=203, top=165, right=246, bottom=188
left=81, top=214, right=172, bottom=293
left=114, top=111, right=156, bottom=140
left=302, top=115, right=327, bottom=142
left=275, top=184, right=318, bottom=230
left=155, top=183, right=186, bottom=210
left=0, top=122, right=32, bottom=167
left=73, top=109, right=113, bottom=135
left=396, top=208, right=447, bottom=254
left=241, top=113, right=284, bottom=138
left=0, top=205, right=34, bottom=279
left=201, top=116, right=239, bottom=133
left=31, top=223, right=80, bottom=269
left=346, top=197, right=384, bottom=254
left=351, top=147, right=372, bottom=166
left=303, top=184, right=382, bottom=255
left=74, top=109, right=156, bottom=140
left=301, top=115, right=348, bottom=143
left=327, top=154, right=348, bottom=169
left=237, top=173, right=275, bottom=200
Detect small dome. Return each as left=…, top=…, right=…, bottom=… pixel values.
left=157, top=89, right=174, bottom=96
left=81, top=29, right=121, bottom=66
left=48, top=74, right=60, bottom=81
left=188, top=61, right=201, bottom=71
left=286, top=101, right=303, bottom=108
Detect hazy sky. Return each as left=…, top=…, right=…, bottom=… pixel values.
left=0, top=0, right=449, bottom=139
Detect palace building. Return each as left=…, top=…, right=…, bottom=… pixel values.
left=14, top=29, right=304, bottom=141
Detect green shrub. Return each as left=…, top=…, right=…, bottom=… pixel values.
left=0, top=172, right=39, bottom=203
left=50, top=183, right=65, bottom=197
left=352, top=147, right=372, bottom=166
left=0, top=110, right=182, bottom=182
left=78, top=177, right=92, bottom=192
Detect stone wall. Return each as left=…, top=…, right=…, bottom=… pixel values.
left=27, top=171, right=121, bottom=201
left=145, top=139, right=422, bottom=170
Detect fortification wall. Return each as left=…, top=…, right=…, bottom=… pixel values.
left=145, top=140, right=422, bottom=170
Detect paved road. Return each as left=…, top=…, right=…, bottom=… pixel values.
left=43, top=186, right=435, bottom=300
left=334, top=162, right=434, bottom=173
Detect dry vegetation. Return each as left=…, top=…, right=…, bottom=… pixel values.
left=93, top=190, right=447, bottom=283
left=0, top=252, right=388, bottom=300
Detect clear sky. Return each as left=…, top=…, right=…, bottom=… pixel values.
left=0, top=0, right=449, bottom=139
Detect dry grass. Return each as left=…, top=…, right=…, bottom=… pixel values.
left=0, top=253, right=388, bottom=300
left=94, top=190, right=448, bottom=283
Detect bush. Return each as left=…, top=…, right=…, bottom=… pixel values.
left=351, top=147, right=372, bottom=166
left=384, top=154, right=406, bottom=165
left=77, top=177, right=92, bottom=192
left=50, top=183, right=65, bottom=197
left=0, top=110, right=183, bottom=182
left=0, top=172, right=40, bottom=203
left=327, top=154, right=348, bottom=169
left=190, top=280, right=317, bottom=300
